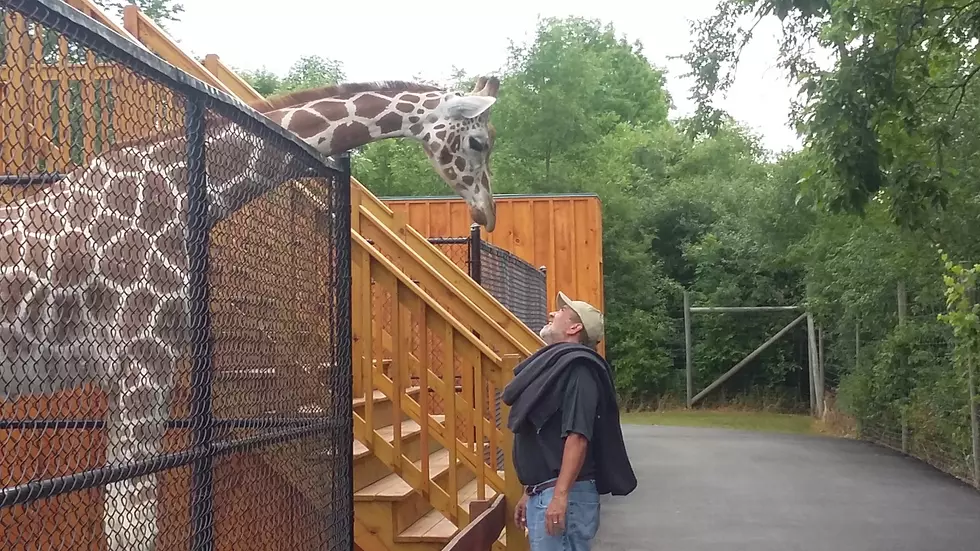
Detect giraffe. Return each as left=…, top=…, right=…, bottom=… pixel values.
left=0, top=75, right=501, bottom=550
left=253, top=75, right=501, bottom=232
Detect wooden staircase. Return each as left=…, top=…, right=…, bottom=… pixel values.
left=346, top=179, right=545, bottom=551
left=352, top=387, right=504, bottom=550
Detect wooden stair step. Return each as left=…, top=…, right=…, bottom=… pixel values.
left=352, top=387, right=421, bottom=407
left=458, top=478, right=497, bottom=507
left=354, top=471, right=414, bottom=501
left=376, top=419, right=422, bottom=442
left=353, top=439, right=369, bottom=460
left=355, top=447, right=456, bottom=502
left=413, top=447, right=453, bottom=476
left=397, top=508, right=458, bottom=542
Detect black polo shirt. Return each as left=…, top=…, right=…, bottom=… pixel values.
left=512, top=360, right=600, bottom=487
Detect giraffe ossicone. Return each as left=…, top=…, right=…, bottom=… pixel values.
left=255, top=75, right=501, bottom=232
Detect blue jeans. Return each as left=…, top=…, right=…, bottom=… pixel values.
left=526, top=479, right=600, bottom=551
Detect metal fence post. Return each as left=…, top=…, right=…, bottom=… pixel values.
left=855, top=320, right=862, bottom=437
left=684, top=291, right=693, bottom=408
left=185, top=96, right=215, bottom=551
left=898, top=281, right=909, bottom=454
left=966, top=283, right=980, bottom=488
left=469, top=223, right=482, bottom=284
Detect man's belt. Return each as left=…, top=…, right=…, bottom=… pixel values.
left=524, top=476, right=592, bottom=497
left=524, top=479, right=558, bottom=496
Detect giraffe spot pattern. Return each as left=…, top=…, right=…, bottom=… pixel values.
left=455, top=157, right=467, bottom=172
left=51, top=229, right=96, bottom=287
left=1, top=270, right=37, bottom=323
left=331, top=122, right=373, bottom=153
left=462, top=176, right=475, bottom=187
left=120, top=288, right=159, bottom=341
left=50, top=291, right=85, bottom=341
left=353, top=94, right=387, bottom=119
left=396, top=102, right=415, bottom=113
left=286, top=109, right=327, bottom=139
left=100, top=229, right=152, bottom=287
left=6, top=229, right=47, bottom=276
left=439, top=147, right=454, bottom=166
left=139, top=173, right=179, bottom=235
left=377, top=112, right=403, bottom=134
left=310, top=100, right=349, bottom=121
left=105, top=174, right=141, bottom=219
left=83, top=281, right=120, bottom=324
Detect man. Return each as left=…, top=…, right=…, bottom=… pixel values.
left=502, top=292, right=636, bottom=550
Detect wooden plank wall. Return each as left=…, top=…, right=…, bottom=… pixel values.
left=382, top=194, right=606, bottom=356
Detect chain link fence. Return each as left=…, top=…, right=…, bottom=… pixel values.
left=817, top=281, right=980, bottom=490
left=1, top=0, right=352, bottom=549
left=424, top=225, right=548, bottom=335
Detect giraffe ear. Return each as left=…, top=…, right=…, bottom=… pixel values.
left=444, top=95, right=497, bottom=120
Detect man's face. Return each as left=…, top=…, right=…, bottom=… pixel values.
left=539, top=304, right=583, bottom=344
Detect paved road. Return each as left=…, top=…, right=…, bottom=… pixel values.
left=593, top=424, right=980, bottom=551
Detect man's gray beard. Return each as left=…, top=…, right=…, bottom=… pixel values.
left=539, top=324, right=555, bottom=344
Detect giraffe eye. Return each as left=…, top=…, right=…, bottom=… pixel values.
left=468, top=137, right=485, bottom=152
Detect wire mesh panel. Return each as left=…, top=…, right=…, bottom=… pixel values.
left=478, top=241, right=548, bottom=334
left=0, top=1, right=352, bottom=550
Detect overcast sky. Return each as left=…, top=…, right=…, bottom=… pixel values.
left=156, top=0, right=800, bottom=154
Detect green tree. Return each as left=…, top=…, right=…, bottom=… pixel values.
left=238, top=55, right=346, bottom=97
left=95, top=0, right=184, bottom=30
left=684, top=0, right=980, bottom=230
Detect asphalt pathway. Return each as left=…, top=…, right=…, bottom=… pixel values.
left=593, top=424, right=980, bottom=551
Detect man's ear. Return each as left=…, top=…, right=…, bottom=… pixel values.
left=566, top=322, right=584, bottom=337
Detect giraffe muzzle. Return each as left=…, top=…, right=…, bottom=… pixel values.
left=470, top=201, right=496, bottom=233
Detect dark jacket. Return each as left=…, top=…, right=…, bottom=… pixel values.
left=502, top=342, right=637, bottom=496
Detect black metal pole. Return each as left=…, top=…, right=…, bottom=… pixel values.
left=185, top=97, right=215, bottom=551
left=335, top=152, right=355, bottom=551
left=0, top=420, right=340, bottom=508
left=469, top=223, right=482, bottom=284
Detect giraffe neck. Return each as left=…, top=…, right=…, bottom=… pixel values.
left=264, top=86, right=453, bottom=156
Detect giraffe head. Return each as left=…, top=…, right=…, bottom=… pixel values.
left=416, top=76, right=499, bottom=232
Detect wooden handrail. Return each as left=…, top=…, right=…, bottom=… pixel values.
left=352, top=178, right=546, bottom=355
left=202, top=54, right=268, bottom=107
left=122, top=6, right=234, bottom=96
left=356, top=205, right=532, bottom=360
left=62, top=0, right=148, bottom=52
left=353, top=230, right=504, bottom=364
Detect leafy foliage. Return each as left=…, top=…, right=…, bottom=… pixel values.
left=94, top=0, right=184, bottom=30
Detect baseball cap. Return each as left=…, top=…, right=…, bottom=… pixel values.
left=557, top=291, right=604, bottom=347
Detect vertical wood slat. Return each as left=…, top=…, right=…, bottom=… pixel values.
left=81, top=47, right=94, bottom=159
left=4, top=12, right=28, bottom=173
left=361, top=252, right=376, bottom=433
left=29, top=21, right=43, bottom=172
left=475, top=354, right=487, bottom=500
left=56, top=36, right=70, bottom=170
left=441, top=320, right=458, bottom=520
left=418, top=300, right=430, bottom=496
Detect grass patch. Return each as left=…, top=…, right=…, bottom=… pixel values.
left=621, top=408, right=819, bottom=435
